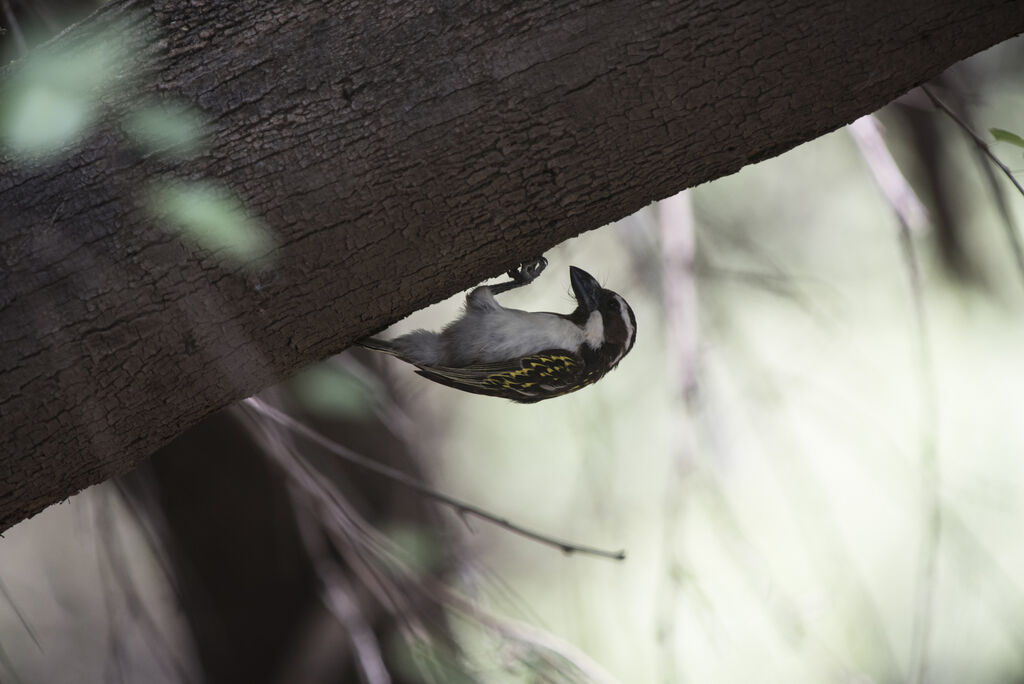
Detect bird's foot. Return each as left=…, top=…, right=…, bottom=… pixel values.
left=490, top=257, right=548, bottom=295
left=507, top=256, right=548, bottom=285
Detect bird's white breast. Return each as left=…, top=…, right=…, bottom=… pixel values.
left=445, top=305, right=588, bottom=364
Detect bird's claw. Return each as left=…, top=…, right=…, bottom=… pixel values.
left=508, top=256, right=548, bottom=284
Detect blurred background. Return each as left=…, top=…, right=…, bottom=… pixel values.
left=4, top=3, right=1024, bottom=682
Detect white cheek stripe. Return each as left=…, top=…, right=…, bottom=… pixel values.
left=616, top=295, right=634, bottom=347
left=584, top=310, right=604, bottom=349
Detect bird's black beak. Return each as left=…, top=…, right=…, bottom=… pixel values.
left=569, top=266, right=601, bottom=312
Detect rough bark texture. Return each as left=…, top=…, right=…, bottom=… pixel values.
left=2, top=0, right=1023, bottom=532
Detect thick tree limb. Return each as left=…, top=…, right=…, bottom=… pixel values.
left=1, top=0, right=1022, bottom=532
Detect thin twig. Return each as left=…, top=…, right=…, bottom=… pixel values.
left=242, top=398, right=626, bottom=561
left=250, top=399, right=621, bottom=680
left=848, top=114, right=940, bottom=684
left=0, top=642, right=23, bottom=684
left=0, top=576, right=40, bottom=651
left=251, top=410, right=425, bottom=627
left=656, top=192, right=698, bottom=683
left=113, top=480, right=188, bottom=605
left=96, top=490, right=197, bottom=684
left=0, top=578, right=30, bottom=684
left=93, top=495, right=127, bottom=684
left=290, top=493, right=392, bottom=684
left=253, top=414, right=471, bottom=681
left=317, top=569, right=392, bottom=684
left=848, top=116, right=928, bottom=232
left=920, top=85, right=1024, bottom=198
left=0, top=0, right=27, bottom=55
left=253, top=395, right=416, bottom=681
left=972, top=143, right=1019, bottom=273
left=660, top=191, right=700, bottom=402
left=440, top=587, right=622, bottom=684
left=920, top=84, right=1024, bottom=283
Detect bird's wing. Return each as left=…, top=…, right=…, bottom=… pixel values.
left=413, top=349, right=587, bottom=403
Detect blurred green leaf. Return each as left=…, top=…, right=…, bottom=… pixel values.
left=149, top=180, right=274, bottom=265
left=990, top=127, right=1024, bottom=149
left=1, top=31, right=124, bottom=158
left=3, top=84, right=92, bottom=155
left=293, top=366, right=374, bottom=419
left=125, top=102, right=206, bottom=157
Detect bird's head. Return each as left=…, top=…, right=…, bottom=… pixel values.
left=569, top=266, right=637, bottom=374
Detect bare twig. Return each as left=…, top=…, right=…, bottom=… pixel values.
left=93, top=496, right=127, bottom=684
left=0, top=0, right=27, bottom=55
left=920, top=84, right=1024, bottom=283
left=848, top=116, right=928, bottom=232
left=94, top=491, right=197, bottom=684
left=848, top=114, right=940, bottom=684
left=920, top=85, right=1024, bottom=199
left=242, top=398, right=626, bottom=561
left=656, top=191, right=699, bottom=682
left=317, top=553, right=394, bottom=684
left=245, top=397, right=627, bottom=681
left=660, top=191, right=700, bottom=402
left=251, top=414, right=471, bottom=682
left=0, top=575, right=40, bottom=652
left=972, top=143, right=1020, bottom=273
left=290, top=495, right=392, bottom=684
left=250, top=410, right=426, bottom=629
left=0, top=577, right=31, bottom=684
left=112, top=479, right=188, bottom=605
left=440, top=587, right=622, bottom=684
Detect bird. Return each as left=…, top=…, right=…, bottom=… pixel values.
left=358, top=257, right=637, bottom=402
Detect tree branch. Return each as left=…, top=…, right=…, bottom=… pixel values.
left=2, top=0, right=1023, bottom=531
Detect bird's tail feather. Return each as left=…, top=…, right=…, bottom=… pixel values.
left=357, top=331, right=444, bottom=366
left=356, top=337, right=402, bottom=356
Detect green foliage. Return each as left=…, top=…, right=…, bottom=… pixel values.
left=990, top=127, right=1024, bottom=155
left=0, top=29, right=125, bottom=159
left=124, top=102, right=206, bottom=158
left=148, top=180, right=274, bottom=266
left=292, top=366, right=374, bottom=419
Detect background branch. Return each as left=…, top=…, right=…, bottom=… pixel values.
left=919, top=84, right=1024, bottom=283
left=244, top=398, right=626, bottom=561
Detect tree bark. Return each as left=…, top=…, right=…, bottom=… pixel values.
left=1, top=0, right=1022, bottom=532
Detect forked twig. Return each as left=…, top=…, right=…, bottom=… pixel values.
left=242, top=398, right=626, bottom=561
